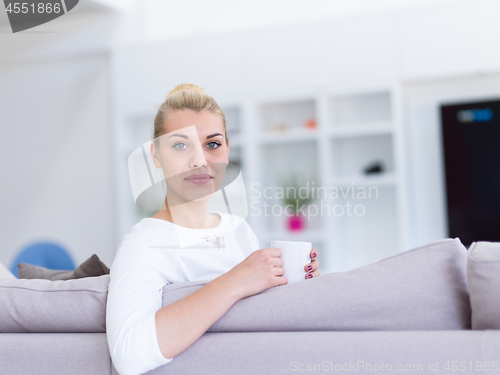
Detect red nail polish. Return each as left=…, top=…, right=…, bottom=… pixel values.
left=312, top=253, right=317, bottom=258
left=307, top=265, right=312, bottom=271
left=308, top=274, right=313, bottom=278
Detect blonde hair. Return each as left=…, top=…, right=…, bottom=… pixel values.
left=152, top=83, right=229, bottom=147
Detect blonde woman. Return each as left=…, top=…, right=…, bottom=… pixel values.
left=106, top=84, right=320, bottom=375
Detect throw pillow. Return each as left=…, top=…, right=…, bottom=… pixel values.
left=467, top=241, right=500, bottom=330
left=0, top=275, right=109, bottom=333
left=18, top=254, right=110, bottom=280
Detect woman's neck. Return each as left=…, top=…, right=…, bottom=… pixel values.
left=153, top=200, right=220, bottom=230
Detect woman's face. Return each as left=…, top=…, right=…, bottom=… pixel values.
left=151, top=109, right=230, bottom=204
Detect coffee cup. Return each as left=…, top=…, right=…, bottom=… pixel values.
left=271, top=240, right=312, bottom=285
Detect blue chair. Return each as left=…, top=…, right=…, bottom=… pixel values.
left=9, top=241, right=76, bottom=278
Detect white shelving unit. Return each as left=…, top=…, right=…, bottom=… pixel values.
left=116, top=83, right=409, bottom=274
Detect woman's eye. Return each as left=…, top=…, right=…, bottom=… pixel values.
left=173, top=143, right=188, bottom=150
left=206, top=142, right=221, bottom=149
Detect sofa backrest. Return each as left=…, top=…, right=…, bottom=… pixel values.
left=0, top=238, right=475, bottom=333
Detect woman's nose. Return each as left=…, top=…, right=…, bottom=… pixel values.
left=189, top=142, right=208, bottom=169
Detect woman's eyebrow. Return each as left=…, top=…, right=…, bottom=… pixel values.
left=168, top=133, right=188, bottom=139
left=206, top=133, right=224, bottom=139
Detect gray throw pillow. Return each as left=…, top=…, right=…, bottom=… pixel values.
left=18, top=254, right=110, bottom=280
left=0, top=275, right=109, bottom=333
left=162, top=238, right=471, bottom=332
left=467, top=241, right=500, bottom=330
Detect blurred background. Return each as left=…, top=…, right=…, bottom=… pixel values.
left=1, top=0, right=500, bottom=275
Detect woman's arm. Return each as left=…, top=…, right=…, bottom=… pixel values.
left=155, top=245, right=289, bottom=360
left=108, top=243, right=286, bottom=375
left=155, top=272, right=241, bottom=359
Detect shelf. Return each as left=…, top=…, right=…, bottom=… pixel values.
left=329, top=91, right=391, bottom=127
left=330, top=133, right=394, bottom=178
left=332, top=173, right=397, bottom=187
left=329, top=121, right=393, bottom=138
left=261, top=127, right=318, bottom=144
left=259, top=98, right=316, bottom=138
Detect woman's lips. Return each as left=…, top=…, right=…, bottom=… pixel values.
left=185, top=174, right=212, bottom=185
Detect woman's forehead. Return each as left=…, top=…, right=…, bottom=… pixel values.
left=165, top=110, right=223, bottom=133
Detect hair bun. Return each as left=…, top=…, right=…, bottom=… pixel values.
left=167, top=83, right=205, bottom=98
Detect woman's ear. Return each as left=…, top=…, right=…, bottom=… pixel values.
left=151, top=142, right=162, bottom=168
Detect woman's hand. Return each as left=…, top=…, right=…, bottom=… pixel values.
left=305, top=248, right=320, bottom=279
left=224, top=247, right=288, bottom=300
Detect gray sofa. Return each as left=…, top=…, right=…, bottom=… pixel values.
left=1, top=238, right=499, bottom=375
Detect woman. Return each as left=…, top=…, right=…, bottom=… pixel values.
left=106, top=84, right=320, bottom=375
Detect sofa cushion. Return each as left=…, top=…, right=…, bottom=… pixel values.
left=0, top=275, right=109, bottom=333
left=467, top=241, right=500, bottom=330
left=114, top=331, right=500, bottom=375
left=0, top=333, right=111, bottom=375
left=162, top=238, right=471, bottom=332
left=0, top=261, right=16, bottom=280
left=18, top=254, right=110, bottom=280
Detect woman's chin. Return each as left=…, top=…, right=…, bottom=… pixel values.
left=178, top=189, right=216, bottom=203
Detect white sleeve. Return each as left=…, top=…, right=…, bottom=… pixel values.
left=106, top=239, right=174, bottom=375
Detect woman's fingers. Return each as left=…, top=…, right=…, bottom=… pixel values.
left=275, top=266, right=286, bottom=276
left=305, top=269, right=320, bottom=279
left=304, top=259, right=319, bottom=272
left=271, top=255, right=285, bottom=267
left=310, top=248, right=318, bottom=259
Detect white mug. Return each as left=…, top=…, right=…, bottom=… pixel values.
left=271, top=240, right=312, bottom=285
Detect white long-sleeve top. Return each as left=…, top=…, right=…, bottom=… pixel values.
left=106, top=212, right=260, bottom=375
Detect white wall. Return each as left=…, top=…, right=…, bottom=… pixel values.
left=0, top=54, right=115, bottom=268
left=140, top=0, right=462, bottom=42
left=396, top=0, right=500, bottom=80
left=112, top=12, right=397, bottom=113
left=0, top=6, right=129, bottom=268
left=113, top=0, right=500, bottom=113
